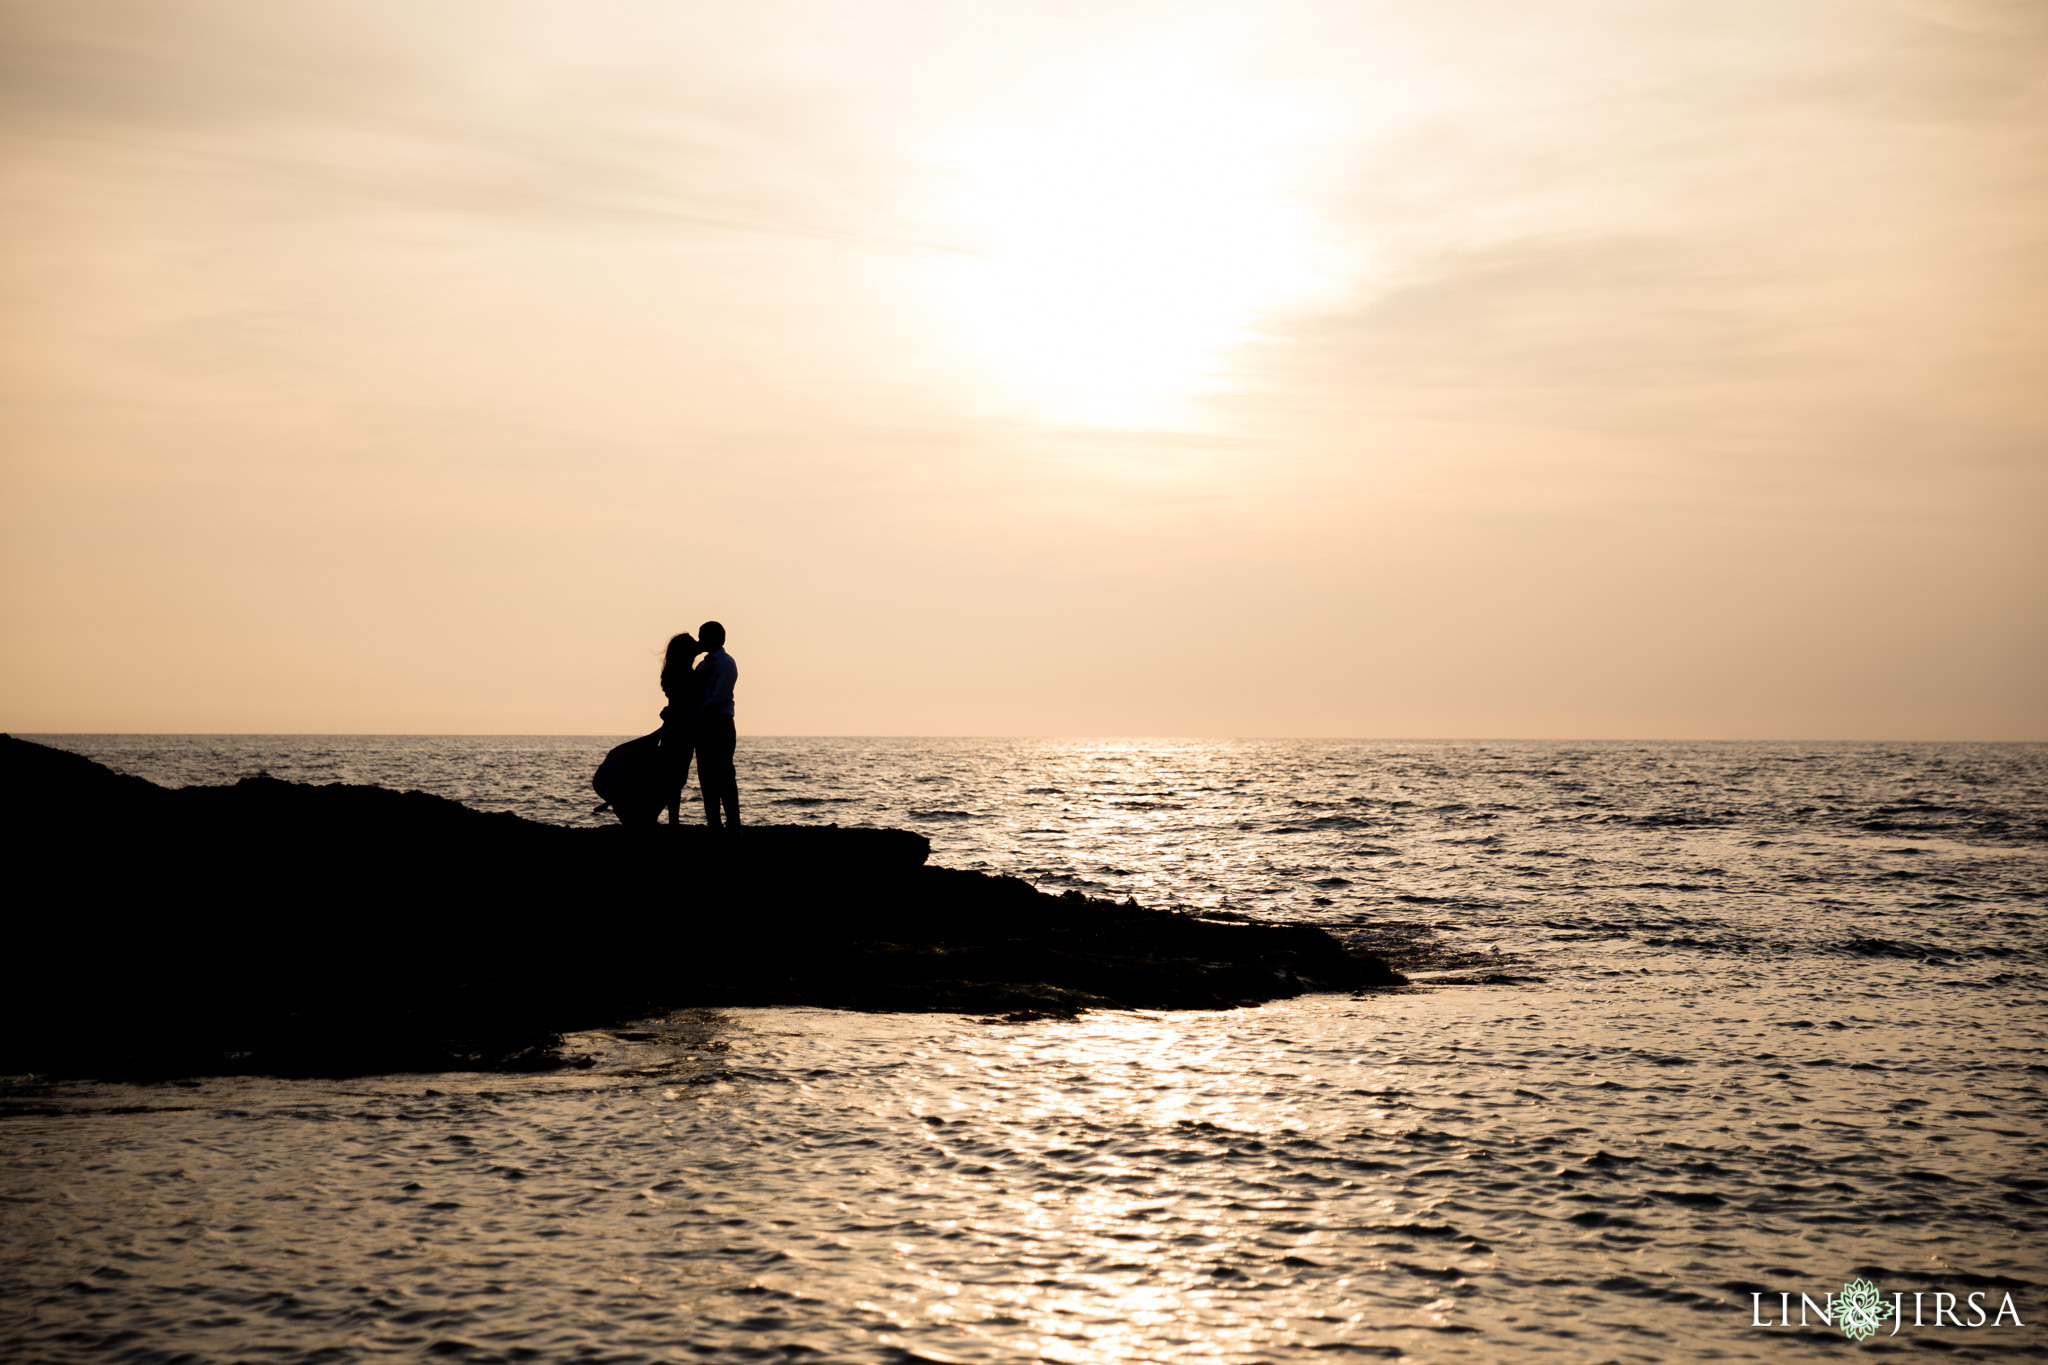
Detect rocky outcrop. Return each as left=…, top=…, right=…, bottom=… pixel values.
left=1, top=735, right=1403, bottom=1077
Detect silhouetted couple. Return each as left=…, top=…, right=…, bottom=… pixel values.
left=659, top=622, right=740, bottom=830
left=593, top=621, right=740, bottom=830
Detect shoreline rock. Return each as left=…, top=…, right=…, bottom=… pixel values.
left=2, top=735, right=1404, bottom=1078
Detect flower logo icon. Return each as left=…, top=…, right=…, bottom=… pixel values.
left=1838, top=1278, right=1885, bottom=1342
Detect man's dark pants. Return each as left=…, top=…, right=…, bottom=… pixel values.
left=696, top=715, right=740, bottom=829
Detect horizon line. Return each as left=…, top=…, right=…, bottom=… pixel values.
left=13, top=732, right=2045, bottom=745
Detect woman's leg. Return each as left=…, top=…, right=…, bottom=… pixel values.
left=656, top=721, right=694, bottom=825
left=668, top=745, right=694, bottom=824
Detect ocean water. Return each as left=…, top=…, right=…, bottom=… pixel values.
left=3, top=736, right=2044, bottom=1362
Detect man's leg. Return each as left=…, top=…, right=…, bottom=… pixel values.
left=716, top=726, right=741, bottom=828
left=698, top=776, right=721, bottom=828
left=698, top=718, right=737, bottom=829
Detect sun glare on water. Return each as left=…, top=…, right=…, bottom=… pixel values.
left=927, top=61, right=1333, bottom=429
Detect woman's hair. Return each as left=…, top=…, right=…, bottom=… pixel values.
left=660, top=632, right=697, bottom=695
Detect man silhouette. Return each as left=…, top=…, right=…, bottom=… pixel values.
left=692, top=620, right=741, bottom=830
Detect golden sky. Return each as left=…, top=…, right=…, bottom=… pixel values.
left=2, top=0, right=2043, bottom=737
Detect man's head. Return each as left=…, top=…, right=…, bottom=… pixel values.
left=699, top=620, right=727, bottom=650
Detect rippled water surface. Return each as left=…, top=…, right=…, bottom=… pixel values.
left=5, top=737, right=2045, bottom=1361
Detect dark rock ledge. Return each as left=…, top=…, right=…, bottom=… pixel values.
left=0, top=735, right=1403, bottom=1078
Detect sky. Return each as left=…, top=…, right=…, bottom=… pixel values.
left=1, top=0, right=2043, bottom=738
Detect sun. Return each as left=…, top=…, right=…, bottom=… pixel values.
left=925, top=57, right=1332, bottom=428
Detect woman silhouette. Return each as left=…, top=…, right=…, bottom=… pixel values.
left=657, top=632, right=705, bottom=825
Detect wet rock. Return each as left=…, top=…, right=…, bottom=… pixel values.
left=0, top=734, right=1404, bottom=1078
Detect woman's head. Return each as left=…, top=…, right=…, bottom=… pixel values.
left=660, top=632, right=699, bottom=687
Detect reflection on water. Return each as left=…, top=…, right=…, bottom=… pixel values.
left=4, top=996, right=2042, bottom=1362
left=4, top=739, right=2044, bottom=1360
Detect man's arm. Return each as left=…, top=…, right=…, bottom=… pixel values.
left=693, top=652, right=735, bottom=716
